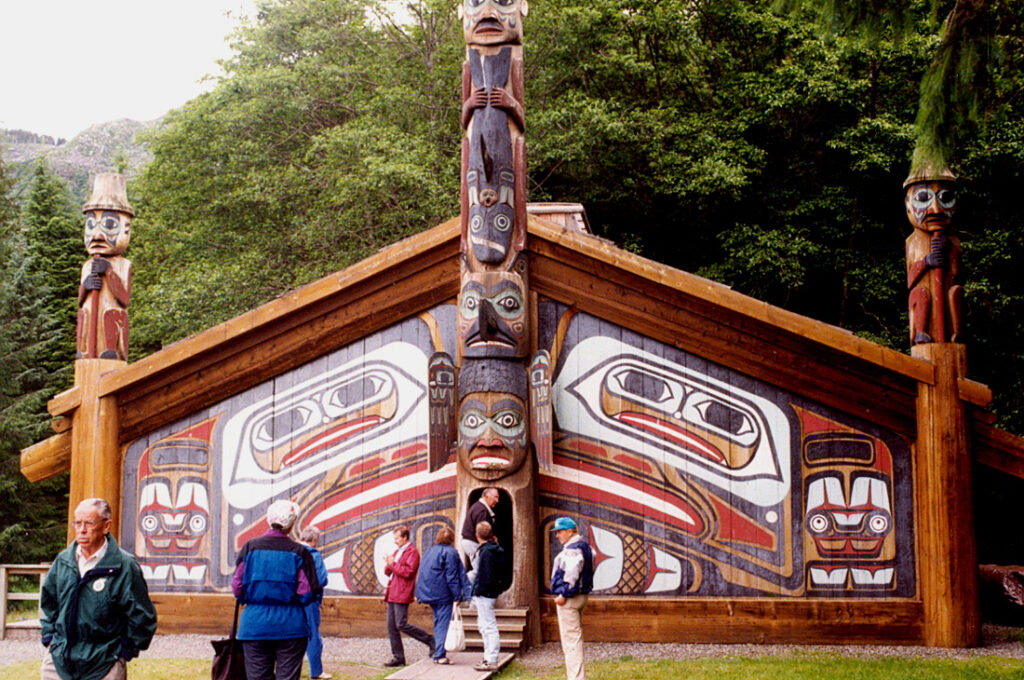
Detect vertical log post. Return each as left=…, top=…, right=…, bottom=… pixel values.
left=67, top=358, right=125, bottom=542
left=913, top=342, right=980, bottom=646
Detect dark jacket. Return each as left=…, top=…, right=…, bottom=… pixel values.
left=384, top=543, right=420, bottom=604
left=461, top=500, right=495, bottom=542
left=232, top=529, right=321, bottom=640
left=471, top=540, right=509, bottom=599
left=41, top=534, right=157, bottom=680
left=415, top=543, right=470, bottom=605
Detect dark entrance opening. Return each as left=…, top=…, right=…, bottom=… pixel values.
left=465, top=487, right=514, bottom=588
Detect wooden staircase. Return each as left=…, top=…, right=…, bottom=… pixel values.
left=458, top=606, right=529, bottom=652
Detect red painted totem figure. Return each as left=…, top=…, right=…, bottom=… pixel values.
left=904, top=166, right=962, bottom=345
left=77, top=173, right=133, bottom=360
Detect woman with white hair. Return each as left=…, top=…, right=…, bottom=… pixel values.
left=232, top=500, right=323, bottom=680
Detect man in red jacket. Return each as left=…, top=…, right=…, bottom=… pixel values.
left=383, top=526, right=434, bottom=667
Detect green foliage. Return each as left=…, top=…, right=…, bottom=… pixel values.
left=21, top=162, right=81, bottom=377
left=0, top=156, right=70, bottom=565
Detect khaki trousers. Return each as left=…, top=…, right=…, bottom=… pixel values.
left=555, top=594, right=588, bottom=680
left=42, top=653, right=126, bottom=680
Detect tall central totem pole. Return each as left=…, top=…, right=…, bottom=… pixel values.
left=429, top=0, right=551, bottom=628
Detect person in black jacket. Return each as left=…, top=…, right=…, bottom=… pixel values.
left=470, top=522, right=509, bottom=672
left=460, top=488, right=499, bottom=581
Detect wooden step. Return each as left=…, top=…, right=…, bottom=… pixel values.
left=456, top=606, right=528, bottom=652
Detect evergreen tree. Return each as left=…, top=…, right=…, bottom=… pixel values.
left=21, top=162, right=82, bottom=380
left=0, top=155, right=69, bottom=564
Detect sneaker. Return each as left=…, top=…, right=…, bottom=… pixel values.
left=311, top=675, right=333, bottom=679
left=383, top=659, right=405, bottom=667
left=474, top=661, right=499, bottom=671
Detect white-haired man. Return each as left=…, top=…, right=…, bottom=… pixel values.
left=40, top=497, right=157, bottom=680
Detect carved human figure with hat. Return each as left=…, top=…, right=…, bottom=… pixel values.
left=904, top=163, right=962, bottom=346
left=77, top=173, right=133, bottom=360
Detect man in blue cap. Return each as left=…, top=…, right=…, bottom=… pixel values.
left=549, top=517, right=594, bottom=680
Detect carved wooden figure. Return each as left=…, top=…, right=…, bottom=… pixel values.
left=77, top=173, right=133, bottom=360
left=904, top=168, right=962, bottom=345
left=459, top=0, right=528, bottom=273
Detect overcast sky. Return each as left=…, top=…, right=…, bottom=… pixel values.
left=1, top=0, right=257, bottom=141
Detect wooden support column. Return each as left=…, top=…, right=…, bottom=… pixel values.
left=68, top=358, right=126, bottom=542
left=912, top=343, right=979, bottom=646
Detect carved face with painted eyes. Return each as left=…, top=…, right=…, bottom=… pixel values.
left=459, top=271, right=527, bottom=358
left=905, top=181, right=956, bottom=233
left=458, top=392, right=528, bottom=480
left=459, top=0, right=528, bottom=46
left=84, top=209, right=131, bottom=256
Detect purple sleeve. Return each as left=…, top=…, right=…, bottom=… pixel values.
left=296, top=562, right=312, bottom=597
left=231, top=561, right=245, bottom=599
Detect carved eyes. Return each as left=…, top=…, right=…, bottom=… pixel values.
left=460, top=408, right=524, bottom=436
left=910, top=187, right=956, bottom=212
left=493, top=213, right=512, bottom=232
left=461, top=290, right=523, bottom=318
left=495, top=292, right=521, bottom=314
left=470, top=214, right=484, bottom=233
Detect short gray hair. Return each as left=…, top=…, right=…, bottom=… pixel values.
left=300, top=526, right=321, bottom=544
left=78, top=498, right=112, bottom=521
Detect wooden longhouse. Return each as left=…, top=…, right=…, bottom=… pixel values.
left=20, top=205, right=1024, bottom=647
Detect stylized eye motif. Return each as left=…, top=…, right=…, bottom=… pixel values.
left=85, top=217, right=96, bottom=232
left=188, top=514, right=208, bottom=534
left=493, top=213, right=512, bottom=232
left=936, top=189, right=956, bottom=210
left=461, top=412, right=485, bottom=430
left=325, top=374, right=387, bottom=412
left=807, top=513, right=830, bottom=534
left=866, top=512, right=890, bottom=536
left=610, top=368, right=676, bottom=404
left=101, top=217, right=120, bottom=233
left=691, top=399, right=756, bottom=437
left=494, top=410, right=522, bottom=429
left=494, top=292, right=522, bottom=315
left=461, top=292, right=480, bottom=314
left=252, top=403, right=317, bottom=451
left=470, top=214, right=484, bottom=232
left=140, top=514, right=160, bottom=534
left=467, top=0, right=485, bottom=7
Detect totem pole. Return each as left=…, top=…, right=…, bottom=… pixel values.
left=904, top=165, right=962, bottom=346
left=428, top=0, right=550, bottom=623
left=77, top=173, right=133, bottom=360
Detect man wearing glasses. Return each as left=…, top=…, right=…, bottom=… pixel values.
left=40, top=498, right=157, bottom=680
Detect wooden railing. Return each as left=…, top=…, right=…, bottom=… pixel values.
left=0, top=563, right=50, bottom=640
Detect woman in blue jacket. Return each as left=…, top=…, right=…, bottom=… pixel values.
left=415, top=526, right=470, bottom=664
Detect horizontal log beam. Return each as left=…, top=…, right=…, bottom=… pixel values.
left=974, top=417, right=1024, bottom=480
left=539, top=597, right=924, bottom=645
left=20, top=432, right=71, bottom=482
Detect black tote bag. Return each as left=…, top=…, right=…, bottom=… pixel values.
left=211, top=601, right=245, bottom=680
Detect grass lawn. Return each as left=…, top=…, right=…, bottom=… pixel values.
left=1, top=653, right=1022, bottom=680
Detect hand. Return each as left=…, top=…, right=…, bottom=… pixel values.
left=555, top=595, right=566, bottom=606
left=84, top=274, right=102, bottom=291
left=91, top=257, right=110, bottom=275
left=385, top=555, right=395, bottom=566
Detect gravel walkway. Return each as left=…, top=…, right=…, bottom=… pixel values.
left=3, top=625, right=1022, bottom=669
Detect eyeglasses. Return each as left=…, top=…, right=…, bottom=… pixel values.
left=71, top=519, right=107, bottom=530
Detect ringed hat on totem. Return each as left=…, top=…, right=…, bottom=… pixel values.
left=903, top=162, right=956, bottom=189
left=83, top=172, right=135, bottom=216
left=266, top=499, right=300, bottom=528
left=553, top=516, right=577, bottom=531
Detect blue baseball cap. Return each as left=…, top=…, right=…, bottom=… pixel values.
left=553, top=517, right=577, bottom=531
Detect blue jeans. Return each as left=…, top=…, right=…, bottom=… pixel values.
left=429, top=601, right=453, bottom=660
left=304, top=602, right=323, bottom=677
left=473, top=596, right=499, bottom=662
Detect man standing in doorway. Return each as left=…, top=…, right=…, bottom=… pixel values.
left=550, top=517, right=594, bottom=680
left=383, top=526, right=434, bottom=667
left=460, top=487, right=499, bottom=580
left=40, top=497, right=158, bottom=680
left=471, top=522, right=509, bottom=672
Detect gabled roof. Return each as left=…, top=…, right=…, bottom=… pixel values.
left=24, top=210, right=1024, bottom=482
